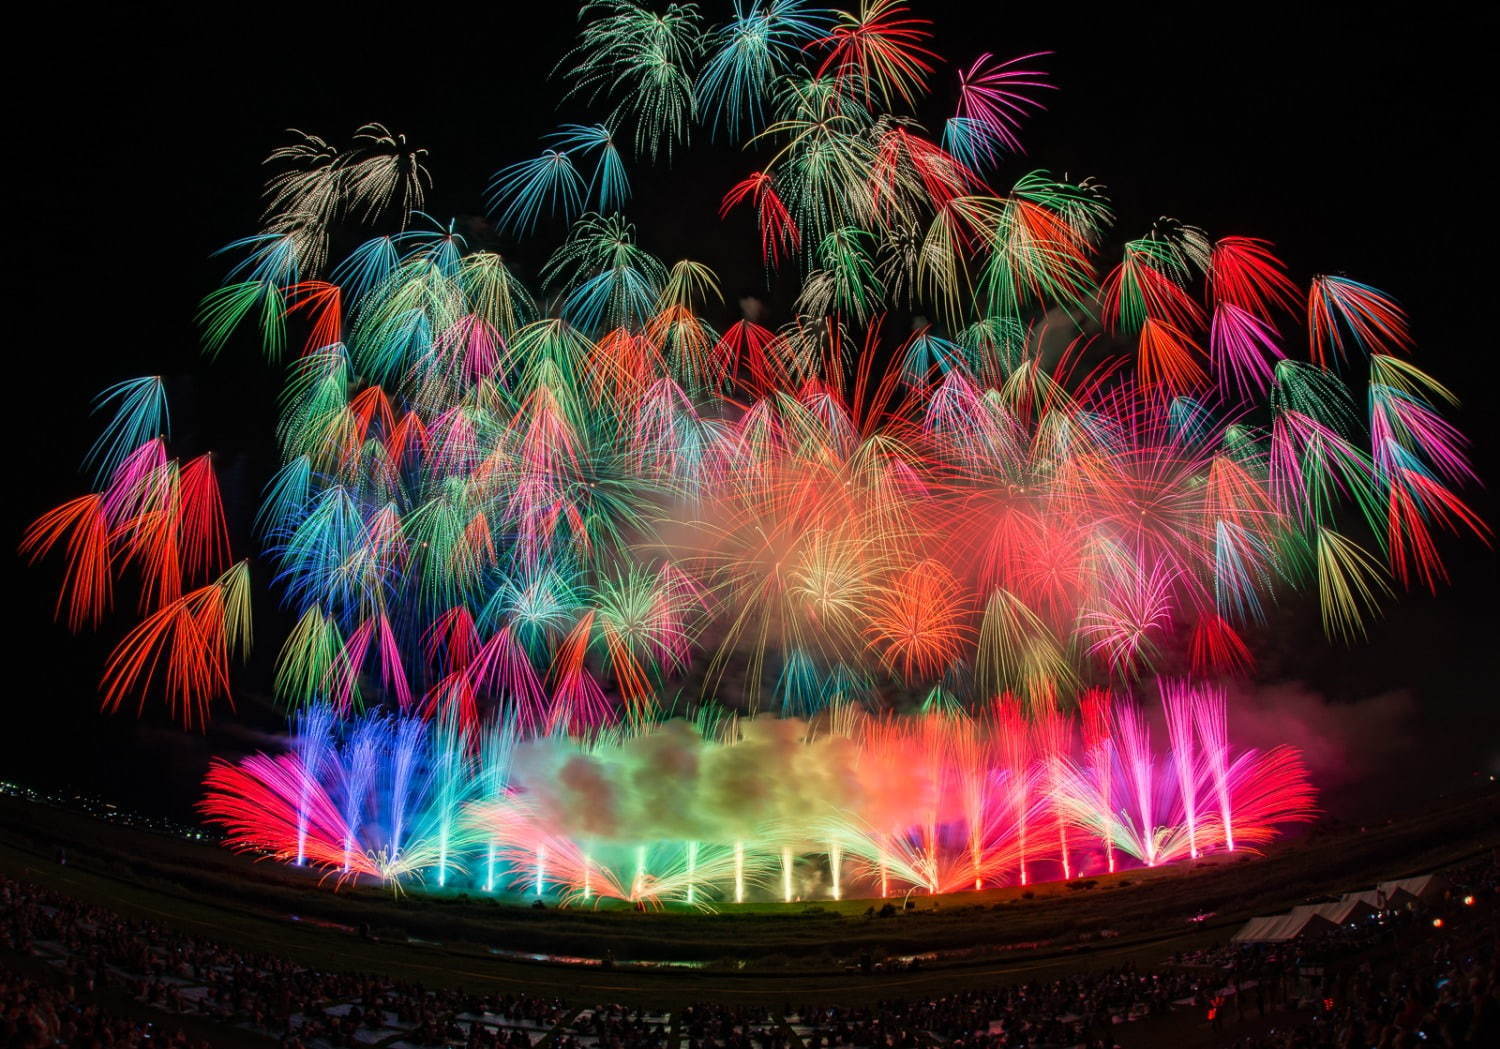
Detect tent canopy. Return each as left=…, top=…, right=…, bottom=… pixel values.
left=1378, top=874, right=1447, bottom=904
left=1232, top=870, right=1448, bottom=943
left=1232, top=910, right=1335, bottom=943
left=1233, top=895, right=1379, bottom=942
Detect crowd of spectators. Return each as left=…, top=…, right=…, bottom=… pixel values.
left=1206, top=856, right=1500, bottom=1049
left=796, top=854, right=1498, bottom=1049
left=675, top=1004, right=789, bottom=1049
left=1, top=966, right=213, bottom=1049
left=1, top=853, right=1495, bottom=1049
left=0, top=874, right=569, bottom=1048
left=793, top=961, right=1202, bottom=1049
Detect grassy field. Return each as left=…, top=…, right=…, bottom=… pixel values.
left=3, top=787, right=1497, bottom=1007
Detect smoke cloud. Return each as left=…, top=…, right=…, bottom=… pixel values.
left=1225, top=681, right=1419, bottom=815
left=508, top=715, right=941, bottom=846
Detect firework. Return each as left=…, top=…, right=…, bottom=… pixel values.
left=202, top=687, right=1314, bottom=904
left=24, top=2, right=1485, bottom=905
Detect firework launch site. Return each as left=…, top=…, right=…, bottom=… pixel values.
left=3, top=784, right=1495, bottom=985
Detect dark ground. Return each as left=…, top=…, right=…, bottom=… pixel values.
left=4, top=1, right=1498, bottom=825
left=2, top=786, right=1496, bottom=1005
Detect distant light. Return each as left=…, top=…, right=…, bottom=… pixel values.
left=1464, top=895, right=1475, bottom=906
left=1432, top=918, right=1444, bottom=928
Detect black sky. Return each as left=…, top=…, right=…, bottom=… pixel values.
left=6, top=2, right=1497, bottom=820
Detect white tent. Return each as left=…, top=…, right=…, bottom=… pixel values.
left=1377, top=874, right=1447, bottom=905
left=1232, top=915, right=1287, bottom=942
left=1311, top=898, right=1376, bottom=926
left=1285, top=904, right=1341, bottom=931
left=1233, top=871, right=1447, bottom=943
left=1232, top=908, right=1337, bottom=943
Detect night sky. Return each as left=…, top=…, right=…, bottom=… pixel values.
left=7, top=3, right=1497, bottom=822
